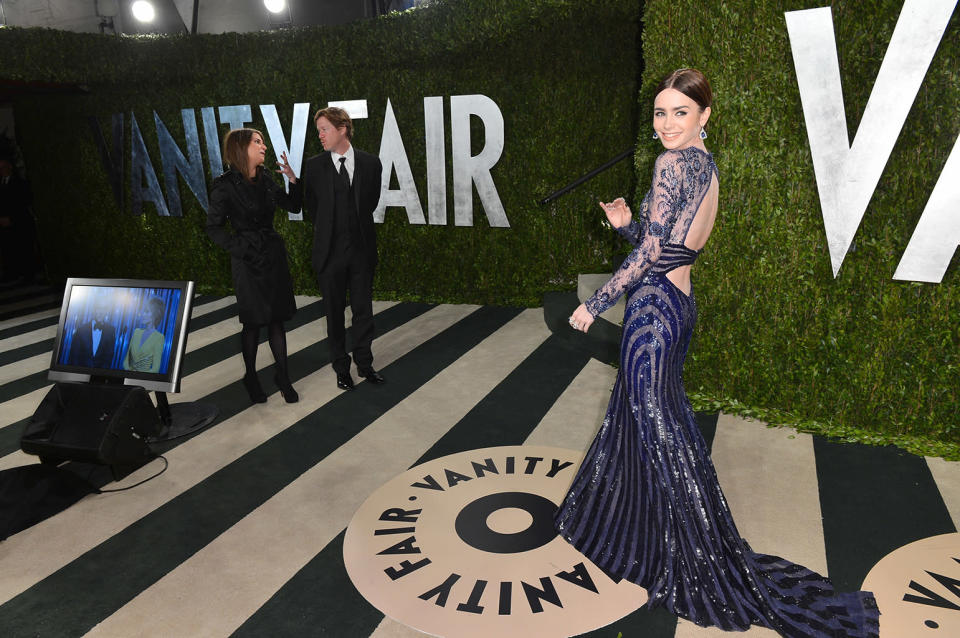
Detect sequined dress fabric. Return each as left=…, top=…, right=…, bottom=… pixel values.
left=554, top=148, right=879, bottom=636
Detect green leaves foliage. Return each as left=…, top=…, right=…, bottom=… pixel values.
left=641, top=0, right=959, bottom=449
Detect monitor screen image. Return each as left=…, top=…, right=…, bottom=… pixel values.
left=49, top=278, right=194, bottom=393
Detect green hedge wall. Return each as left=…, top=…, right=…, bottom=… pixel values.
left=0, top=0, right=641, bottom=306
left=638, top=0, right=959, bottom=451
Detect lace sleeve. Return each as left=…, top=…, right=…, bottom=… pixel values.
left=616, top=218, right=643, bottom=246
left=584, top=153, right=683, bottom=316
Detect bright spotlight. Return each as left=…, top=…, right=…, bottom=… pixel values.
left=264, top=0, right=287, bottom=14
left=131, top=0, right=156, bottom=23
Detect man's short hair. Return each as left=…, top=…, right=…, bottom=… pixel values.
left=314, top=107, right=353, bottom=140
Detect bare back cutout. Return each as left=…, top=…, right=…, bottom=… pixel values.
left=667, top=171, right=719, bottom=296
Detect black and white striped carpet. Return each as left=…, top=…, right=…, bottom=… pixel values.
left=0, top=285, right=958, bottom=637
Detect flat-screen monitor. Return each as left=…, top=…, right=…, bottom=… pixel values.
left=48, top=278, right=195, bottom=393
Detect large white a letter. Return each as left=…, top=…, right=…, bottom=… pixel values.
left=375, top=99, right=426, bottom=224
left=785, top=0, right=956, bottom=276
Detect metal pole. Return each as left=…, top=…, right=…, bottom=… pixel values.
left=191, top=0, right=199, bottom=34
left=537, top=147, right=636, bottom=206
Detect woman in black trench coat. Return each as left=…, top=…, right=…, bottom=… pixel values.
left=206, top=128, right=301, bottom=404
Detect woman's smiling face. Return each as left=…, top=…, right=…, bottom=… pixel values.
left=653, top=88, right=710, bottom=150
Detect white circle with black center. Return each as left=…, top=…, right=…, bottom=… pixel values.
left=343, top=445, right=646, bottom=638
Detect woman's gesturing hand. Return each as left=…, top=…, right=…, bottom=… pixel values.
left=277, top=151, right=297, bottom=183
left=599, top=197, right=631, bottom=229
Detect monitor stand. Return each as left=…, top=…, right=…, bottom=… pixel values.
left=152, top=392, right=219, bottom=441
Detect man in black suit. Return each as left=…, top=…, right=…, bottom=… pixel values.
left=68, top=300, right=117, bottom=369
left=302, top=107, right=384, bottom=390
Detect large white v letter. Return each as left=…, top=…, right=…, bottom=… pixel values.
left=785, top=0, right=956, bottom=276
left=893, top=136, right=960, bottom=283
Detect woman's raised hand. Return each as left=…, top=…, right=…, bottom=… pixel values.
left=277, top=151, right=297, bottom=183
left=599, top=197, right=631, bottom=229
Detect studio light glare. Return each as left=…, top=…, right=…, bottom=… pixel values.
left=131, top=0, right=156, bottom=23
left=264, top=0, right=287, bottom=14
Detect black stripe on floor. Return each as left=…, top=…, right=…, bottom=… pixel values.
left=814, top=438, right=956, bottom=592
left=185, top=299, right=240, bottom=332
left=0, top=313, right=59, bottom=341
left=232, top=529, right=384, bottom=638
left=0, top=305, right=517, bottom=636
left=0, top=286, right=59, bottom=306
left=191, top=294, right=218, bottom=306
left=418, top=333, right=593, bottom=461
left=0, top=298, right=62, bottom=322
left=0, top=339, right=53, bottom=367
left=0, top=370, right=47, bottom=405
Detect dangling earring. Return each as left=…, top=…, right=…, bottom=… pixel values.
left=699, top=127, right=707, bottom=140
left=652, top=131, right=659, bottom=140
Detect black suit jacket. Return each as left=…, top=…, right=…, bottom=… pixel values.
left=301, top=148, right=382, bottom=273
left=69, top=321, right=117, bottom=369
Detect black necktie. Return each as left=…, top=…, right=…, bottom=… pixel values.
left=338, top=157, right=350, bottom=187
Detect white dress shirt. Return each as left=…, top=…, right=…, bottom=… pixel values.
left=330, top=145, right=355, bottom=185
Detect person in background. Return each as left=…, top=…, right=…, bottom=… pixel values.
left=301, top=107, right=384, bottom=392
left=206, top=128, right=302, bottom=404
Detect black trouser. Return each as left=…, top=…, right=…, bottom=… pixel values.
left=317, top=245, right=375, bottom=376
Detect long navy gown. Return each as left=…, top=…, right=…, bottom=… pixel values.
left=554, top=147, right=880, bottom=636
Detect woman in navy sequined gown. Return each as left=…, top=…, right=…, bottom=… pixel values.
left=555, top=69, right=879, bottom=637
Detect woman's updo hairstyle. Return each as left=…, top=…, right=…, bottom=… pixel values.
left=655, top=68, right=712, bottom=111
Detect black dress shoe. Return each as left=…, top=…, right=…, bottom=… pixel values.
left=359, top=369, right=386, bottom=385
left=336, top=372, right=355, bottom=390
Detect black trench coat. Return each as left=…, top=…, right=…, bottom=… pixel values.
left=206, top=169, right=303, bottom=325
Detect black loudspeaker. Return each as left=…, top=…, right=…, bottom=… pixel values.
left=21, top=383, right=161, bottom=479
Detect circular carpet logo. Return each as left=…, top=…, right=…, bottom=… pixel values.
left=862, top=532, right=960, bottom=635
left=343, top=445, right=646, bottom=637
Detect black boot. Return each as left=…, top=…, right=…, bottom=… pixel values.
left=243, top=372, right=267, bottom=404
left=267, top=321, right=298, bottom=403
left=274, top=372, right=299, bottom=403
